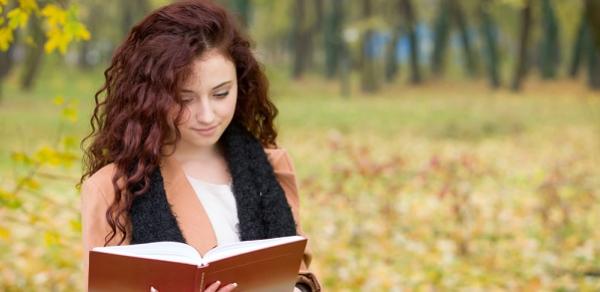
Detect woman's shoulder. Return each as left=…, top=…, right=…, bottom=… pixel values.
left=84, top=163, right=118, bottom=186
left=81, top=163, right=119, bottom=201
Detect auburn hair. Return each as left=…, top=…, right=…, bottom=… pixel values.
left=79, top=0, right=278, bottom=245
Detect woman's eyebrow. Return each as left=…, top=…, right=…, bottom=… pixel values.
left=212, top=80, right=232, bottom=90
left=180, top=81, right=232, bottom=93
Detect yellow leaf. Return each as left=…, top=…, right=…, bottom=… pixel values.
left=61, top=135, right=77, bottom=150
left=41, top=4, right=90, bottom=54
left=0, top=188, right=22, bottom=209
left=44, top=231, right=60, bottom=247
left=29, top=213, right=40, bottom=224
left=44, top=27, right=71, bottom=54
left=58, top=151, right=77, bottom=168
left=41, top=4, right=66, bottom=26
left=0, top=27, right=12, bottom=51
left=18, top=0, right=38, bottom=12
left=62, top=106, right=78, bottom=123
left=52, top=96, right=64, bottom=105
left=70, top=219, right=81, bottom=233
left=0, top=226, right=10, bottom=241
left=77, top=25, right=91, bottom=40
left=7, top=7, right=29, bottom=29
left=19, top=177, right=40, bottom=190
left=34, top=145, right=61, bottom=165
left=10, top=151, right=27, bottom=162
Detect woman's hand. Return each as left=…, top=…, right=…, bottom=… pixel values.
left=203, top=281, right=237, bottom=292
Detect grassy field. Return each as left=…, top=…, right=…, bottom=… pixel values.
left=1, top=61, right=599, bottom=290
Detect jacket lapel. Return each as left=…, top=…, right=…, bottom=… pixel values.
left=159, top=155, right=218, bottom=255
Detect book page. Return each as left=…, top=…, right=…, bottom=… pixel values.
left=92, top=241, right=203, bottom=265
left=204, top=235, right=305, bottom=263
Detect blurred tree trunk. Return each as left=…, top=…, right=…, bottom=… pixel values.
left=478, top=0, right=500, bottom=88
left=21, top=14, right=46, bottom=91
left=431, top=0, right=450, bottom=77
left=585, top=0, right=600, bottom=89
left=539, top=0, right=560, bottom=79
left=360, top=0, right=378, bottom=93
left=340, top=39, right=351, bottom=97
left=79, top=1, right=103, bottom=70
left=122, top=0, right=150, bottom=37
left=587, top=40, right=600, bottom=89
left=0, top=2, right=18, bottom=101
left=586, top=0, right=600, bottom=48
left=384, top=0, right=401, bottom=83
left=292, top=0, right=309, bottom=79
left=325, top=0, right=344, bottom=79
left=0, top=43, right=16, bottom=100
left=449, top=0, right=478, bottom=77
left=229, top=0, right=251, bottom=28
left=384, top=27, right=400, bottom=83
left=328, top=0, right=351, bottom=97
left=401, top=0, right=421, bottom=84
left=511, top=0, right=532, bottom=92
left=309, top=0, right=323, bottom=71
left=569, top=11, right=589, bottom=78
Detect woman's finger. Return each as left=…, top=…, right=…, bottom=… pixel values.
left=204, top=280, right=221, bottom=292
left=217, top=282, right=238, bottom=291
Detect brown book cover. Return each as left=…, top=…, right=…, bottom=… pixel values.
left=88, top=236, right=307, bottom=292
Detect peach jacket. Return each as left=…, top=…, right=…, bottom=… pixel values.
left=81, top=147, right=320, bottom=290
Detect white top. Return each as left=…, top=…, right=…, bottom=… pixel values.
left=185, top=175, right=241, bottom=246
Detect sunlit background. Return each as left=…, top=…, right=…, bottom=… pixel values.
left=1, top=0, right=599, bottom=290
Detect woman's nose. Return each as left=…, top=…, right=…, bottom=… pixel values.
left=195, top=98, right=215, bottom=124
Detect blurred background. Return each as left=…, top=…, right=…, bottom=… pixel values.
left=1, top=0, right=599, bottom=290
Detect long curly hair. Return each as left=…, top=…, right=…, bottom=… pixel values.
left=79, top=0, right=279, bottom=245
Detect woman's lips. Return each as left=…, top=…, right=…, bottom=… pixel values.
left=191, top=125, right=218, bottom=136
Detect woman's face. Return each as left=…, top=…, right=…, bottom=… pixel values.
left=174, top=49, right=238, bottom=152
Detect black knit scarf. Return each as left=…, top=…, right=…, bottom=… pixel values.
left=129, top=122, right=298, bottom=245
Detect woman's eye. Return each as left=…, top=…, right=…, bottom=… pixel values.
left=214, top=91, right=229, bottom=97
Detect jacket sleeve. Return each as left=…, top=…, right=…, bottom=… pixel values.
left=80, top=171, right=127, bottom=290
left=266, top=148, right=322, bottom=292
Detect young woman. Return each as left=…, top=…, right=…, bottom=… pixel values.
left=79, top=1, right=320, bottom=291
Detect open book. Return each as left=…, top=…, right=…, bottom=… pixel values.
left=89, top=235, right=307, bottom=292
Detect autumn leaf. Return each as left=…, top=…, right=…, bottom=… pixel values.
left=18, top=0, right=39, bottom=12
left=52, top=96, right=64, bottom=105
left=61, top=106, right=78, bottom=123
left=7, top=7, right=29, bottom=29
left=41, top=4, right=90, bottom=54
left=0, top=226, right=11, bottom=241
left=0, top=188, right=22, bottom=209
left=0, top=27, right=12, bottom=51
left=41, top=4, right=66, bottom=27
left=34, top=145, right=61, bottom=166
left=43, top=231, right=60, bottom=247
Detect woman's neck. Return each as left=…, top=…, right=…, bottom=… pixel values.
left=165, top=142, right=231, bottom=184
left=166, top=143, right=223, bottom=164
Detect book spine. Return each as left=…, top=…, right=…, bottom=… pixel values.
left=194, top=269, right=205, bottom=292
left=200, top=272, right=205, bottom=291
